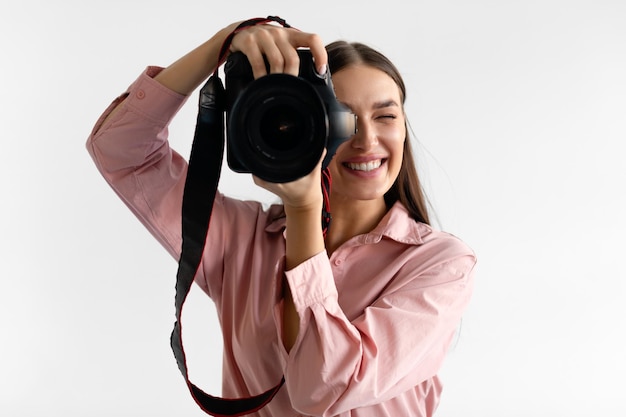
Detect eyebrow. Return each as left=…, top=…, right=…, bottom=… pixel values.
left=340, top=99, right=400, bottom=111
left=372, top=99, right=400, bottom=109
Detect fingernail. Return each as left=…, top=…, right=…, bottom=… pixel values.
left=317, top=64, right=327, bottom=75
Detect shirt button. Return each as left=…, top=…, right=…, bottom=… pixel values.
left=334, top=258, right=343, bottom=266
left=136, top=90, right=145, bottom=99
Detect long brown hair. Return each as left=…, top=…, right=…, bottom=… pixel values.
left=326, top=41, right=432, bottom=225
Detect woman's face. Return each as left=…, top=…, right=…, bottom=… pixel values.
left=328, top=64, right=406, bottom=203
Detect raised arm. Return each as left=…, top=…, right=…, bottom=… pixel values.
left=98, top=20, right=327, bottom=128
left=86, top=19, right=329, bottom=297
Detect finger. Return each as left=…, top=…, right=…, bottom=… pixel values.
left=275, top=40, right=300, bottom=77
left=258, top=27, right=301, bottom=75
left=258, top=41, right=286, bottom=75
left=231, top=30, right=269, bottom=78
left=244, top=47, right=268, bottom=79
left=316, top=148, right=328, bottom=170
left=290, top=32, right=327, bottom=75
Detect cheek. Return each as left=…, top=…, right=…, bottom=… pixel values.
left=386, top=129, right=406, bottom=155
left=328, top=155, right=342, bottom=179
left=388, top=135, right=406, bottom=173
left=328, top=141, right=349, bottom=169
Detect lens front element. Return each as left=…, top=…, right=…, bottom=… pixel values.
left=228, top=74, right=328, bottom=183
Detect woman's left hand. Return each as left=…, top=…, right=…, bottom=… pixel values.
left=252, top=150, right=326, bottom=211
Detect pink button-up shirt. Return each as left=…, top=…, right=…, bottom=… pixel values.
left=86, top=67, right=476, bottom=417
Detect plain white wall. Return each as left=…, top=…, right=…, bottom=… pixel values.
left=1, top=0, right=624, bottom=415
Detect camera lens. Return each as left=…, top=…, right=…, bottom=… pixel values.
left=228, top=74, right=328, bottom=183
left=258, top=104, right=306, bottom=152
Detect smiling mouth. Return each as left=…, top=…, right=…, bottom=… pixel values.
left=343, top=159, right=385, bottom=172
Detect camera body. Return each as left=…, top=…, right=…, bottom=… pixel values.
left=224, top=49, right=357, bottom=183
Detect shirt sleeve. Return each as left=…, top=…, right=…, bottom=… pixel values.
left=280, top=241, right=476, bottom=416
left=86, top=66, right=290, bottom=306
left=86, top=66, right=187, bottom=255
left=85, top=67, right=228, bottom=298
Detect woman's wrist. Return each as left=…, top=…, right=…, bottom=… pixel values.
left=284, top=202, right=325, bottom=270
left=283, top=197, right=323, bottom=214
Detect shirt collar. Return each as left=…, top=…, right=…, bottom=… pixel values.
left=360, top=201, right=427, bottom=246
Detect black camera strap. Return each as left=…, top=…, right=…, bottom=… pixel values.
left=170, top=16, right=301, bottom=417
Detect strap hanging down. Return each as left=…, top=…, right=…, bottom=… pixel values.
left=170, top=16, right=291, bottom=417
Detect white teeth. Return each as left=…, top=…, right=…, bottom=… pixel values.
left=346, top=160, right=382, bottom=172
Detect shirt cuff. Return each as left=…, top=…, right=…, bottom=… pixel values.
left=123, top=66, right=188, bottom=127
left=284, top=251, right=338, bottom=313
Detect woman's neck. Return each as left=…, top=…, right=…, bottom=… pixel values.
left=324, top=196, right=388, bottom=255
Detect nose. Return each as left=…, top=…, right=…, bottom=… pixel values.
left=350, top=118, right=378, bottom=150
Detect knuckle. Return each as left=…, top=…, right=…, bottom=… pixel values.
left=307, top=33, right=323, bottom=45
left=236, top=31, right=255, bottom=49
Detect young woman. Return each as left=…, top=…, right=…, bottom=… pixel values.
left=86, top=18, right=476, bottom=417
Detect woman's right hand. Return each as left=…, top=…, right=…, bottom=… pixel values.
left=229, top=23, right=328, bottom=79
left=151, top=19, right=326, bottom=96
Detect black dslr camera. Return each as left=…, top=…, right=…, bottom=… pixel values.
left=223, top=49, right=357, bottom=183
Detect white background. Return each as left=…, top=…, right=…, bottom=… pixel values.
left=1, top=0, right=625, bottom=415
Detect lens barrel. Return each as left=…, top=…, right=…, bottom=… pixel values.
left=227, top=74, right=328, bottom=183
